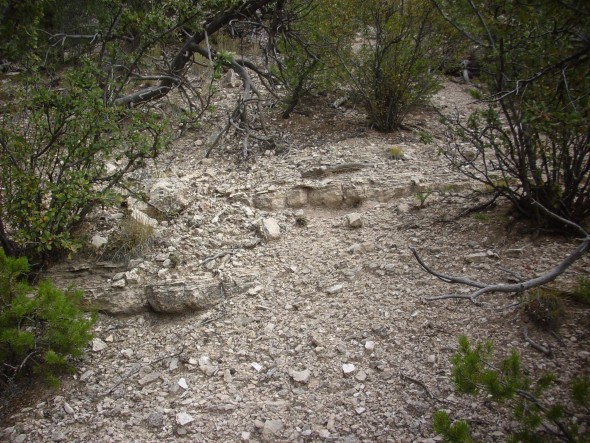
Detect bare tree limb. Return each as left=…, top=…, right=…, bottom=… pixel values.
left=114, top=0, right=276, bottom=107
left=410, top=203, right=589, bottom=303
left=523, top=327, right=552, bottom=356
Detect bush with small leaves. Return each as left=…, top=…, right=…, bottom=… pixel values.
left=434, top=336, right=589, bottom=442
left=435, top=0, right=590, bottom=225
left=0, top=61, right=172, bottom=264
left=0, top=248, right=95, bottom=390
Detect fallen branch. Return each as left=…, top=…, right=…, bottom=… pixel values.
left=200, top=249, right=241, bottom=267
left=411, top=202, right=589, bottom=303
left=400, top=372, right=433, bottom=398
left=523, top=327, right=552, bottom=356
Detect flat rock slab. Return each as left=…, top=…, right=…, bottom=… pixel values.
left=146, top=279, right=223, bottom=314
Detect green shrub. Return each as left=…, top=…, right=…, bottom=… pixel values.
left=0, top=61, right=171, bottom=263
left=573, top=278, right=590, bottom=306
left=436, top=0, right=590, bottom=225
left=434, top=336, right=589, bottom=442
left=338, top=0, right=444, bottom=131
left=0, top=248, right=95, bottom=388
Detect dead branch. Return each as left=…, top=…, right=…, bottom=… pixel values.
left=523, top=327, right=552, bottom=356
left=399, top=372, right=433, bottom=398
left=114, top=0, right=275, bottom=107
left=410, top=203, right=590, bottom=303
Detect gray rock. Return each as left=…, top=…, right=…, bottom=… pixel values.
left=63, top=403, right=74, bottom=415
left=308, top=184, right=344, bottom=209
left=146, top=280, right=223, bottom=314
left=464, top=252, right=488, bottom=263
left=138, top=371, right=161, bottom=386
left=346, top=212, right=363, bottom=228
left=261, top=218, right=281, bottom=241
left=326, top=284, right=343, bottom=294
left=342, top=363, right=356, bottom=376
left=253, top=192, right=286, bottom=210
left=176, top=412, right=194, bottom=426
left=91, top=338, right=107, bottom=352
left=149, top=179, right=189, bottom=214
left=285, top=188, right=308, bottom=208
left=111, top=278, right=126, bottom=288
left=355, top=370, right=367, bottom=382
left=289, top=368, right=311, bottom=384
left=262, top=419, right=284, bottom=437
left=223, top=69, right=240, bottom=88
left=198, top=356, right=217, bottom=376
left=89, top=287, right=147, bottom=315
left=91, top=235, right=108, bottom=249
left=147, top=411, right=165, bottom=428
left=124, top=269, right=142, bottom=285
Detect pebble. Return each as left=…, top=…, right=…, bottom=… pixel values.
left=342, top=363, right=356, bottom=375
left=262, top=419, right=284, bottom=436
left=289, top=368, right=311, bottom=384
left=178, top=378, right=189, bottom=390
left=326, top=284, right=344, bottom=294
left=63, top=403, right=74, bottom=415
left=176, top=412, right=194, bottom=426
left=261, top=218, right=281, bottom=241
left=91, top=338, right=107, bottom=352
left=346, top=212, right=363, bottom=228
left=147, top=412, right=164, bottom=428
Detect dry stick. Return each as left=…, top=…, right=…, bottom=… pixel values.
left=102, top=345, right=185, bottom=397
left=523, top=327, right=552, bottom=356
left=399, top=372, right=433, bottom=399
left=200, top=249, right=240, bottom=267
left=412, top=201, right=590, bottom=302
left=410, top=235, right=589, bottom=303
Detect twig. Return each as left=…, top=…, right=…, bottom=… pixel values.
left=400, top=372, right=433, bottom=399
left=410, top=226, right=590, bottom=302
left=101, top=346, right=185, bottom=397
left=523, top=327, right=552, bottom=356
left=200, top=249, right=240, bottom=266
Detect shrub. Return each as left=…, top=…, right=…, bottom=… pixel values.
left=337, top=0, right=445, bottom=131
left=0, top=248, right=95, bottom=389
left=0, top=61, right=171, bottom=264
left=105, top=215, right=155, bottom=263
left=274, top=0, right=461, bottom=130
left=523, top=288, right=566, bottom=332
left=434, top=336, right=589, bottom=442
left=573, top=277, right=590, bottom=306
left=436, top=0, right=590, bottom=225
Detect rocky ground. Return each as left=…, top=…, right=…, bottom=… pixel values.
left=2, top=80, right=589, bottom=442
